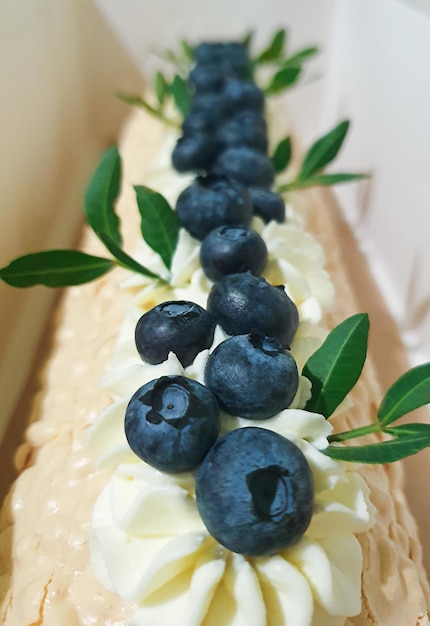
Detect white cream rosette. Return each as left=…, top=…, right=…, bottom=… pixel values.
left=87, top=157, right=372, bottom=625
left=88, top=386, right=375, bottom=626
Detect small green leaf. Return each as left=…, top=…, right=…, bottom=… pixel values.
left=154, top=71, right=168, bottom=108
left=180, top=39, right=194, bottom=62
left=303, top=313, right=369, bottom=418
left=282, top=46, right=319, bottom=68
left=384, top=422, right=430, bottom=437
left=97, top=232, right=164, bottom=281
left=378, top=363, right=430, bottom=426
left=279, top=172, right=370, bottom=192
left=242, top=29, right=254, bottom=51
left=134, top=185, right=181, bottom=271
left=324, top=434, right=430, bottom=464
left=272, top=136, right=292, bottom=173
left=0, top=250, right=114, bottom=288
left=84, top=146, right=122, bottom=246
left=299, top=120, right=350, bottom=180
left=265, top=65, right=301, bottom=95
left=170, top=75, right=191, bottom=117
left=256, top=29, right=286, bottom=64
left=116, top=92, right=178, bottom=128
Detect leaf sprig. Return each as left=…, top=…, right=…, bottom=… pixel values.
left=0, top=147, right=178, bottom=288
left=250, top=29, right=319, bottom=95
left=303, top=314, right=430, bottom=464
left=276, top=120, right=370, bottom=192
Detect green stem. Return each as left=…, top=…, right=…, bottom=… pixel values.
left=116, top=93, right=179, bottom=128
left=328, top=422, right=381, bottom=443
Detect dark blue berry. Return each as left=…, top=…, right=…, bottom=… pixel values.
left=189, top=64, right=225, bottom=93
left=249, top=187, right=286, bottom=223
left=196, top=427, right=314, bottom=555
left=200, top=225, right=268, bottom=282
left=207, top=273, right=299, bottom=345
left=125, top=376, right=220, bottom=473
left=172, top=134, right=216, bottom=173
left=189, top=93, right=226, bottom=128
left=215, top=146, right=275, bottom=187
left=223, top=79, right=265, bottom=114
left=135, top=300, right=215, bottom=367
left=204, top=332, right=299, bottom=419
left=175, top=175, right=252, bottom=241
left=215, top=116, right=268, bottom=153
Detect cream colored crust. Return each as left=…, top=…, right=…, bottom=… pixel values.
left=0, top=110, right=429, bottom=625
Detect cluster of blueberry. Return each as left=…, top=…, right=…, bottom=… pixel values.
left=124, top=41, right=314, bottom=556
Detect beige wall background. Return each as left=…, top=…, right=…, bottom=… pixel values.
left=0, top=0, right=142, bottom=442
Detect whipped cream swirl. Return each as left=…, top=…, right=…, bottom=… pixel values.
left=87, top=136, right=374, bottom=626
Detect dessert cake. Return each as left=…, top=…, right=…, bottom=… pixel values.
left=0, top=34, right=429, bottom=626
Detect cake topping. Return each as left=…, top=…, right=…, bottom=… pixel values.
left=207, top=272, right=299, bottom=345
left=195, top=427, right=314, bottom=556
left=135, top=300, right=215, bottom=367
left=199, top=225, right=268, bottom=281
left=175, top=174, right=253, bottom=241
left=124, top=375, right=220, bottom=473
left=204, top=332, right=299, bottom=419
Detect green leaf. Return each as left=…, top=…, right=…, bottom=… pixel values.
left=256, top=29, right=286, bottom=64
left=116, top=92, right=178, bottom=128
left=154, top=71, right=168, bottom=108
left=96, top=232, right=164, bottom=281
left=299, top=120, right=350, bottom=180
left=242, top=29, right=254, bottom=51
left=303, top=313, right=369, bottom=418
left=134, top=185, right=181, bottom=271
left=265, top=65, right=301, bottom=95
left=279, top=172, right=370, bottom=192
left=272, top=136, right=292, bottom=173
left=180, top=39, right=194, bottom=62
left=84, top=146, right=122, bottom=246
left=170, top=75, right=191, bottom=117
left=0, top=250, right=114, bottom=288
left=324, top=434, right=430, bottom=464
left=282, top=46, right=319, bottom=68
left=378, top=363, right=430, bottom=426
left=384, top=422, right=430, bottom=437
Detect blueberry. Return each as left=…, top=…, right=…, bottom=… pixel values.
left=193, top=42, right=251, bottom=79
left=207, top=273, right=299, bottom=345
left=248, top=187, right=286, bottom=223
left=215, top=116, right=268, bottom=154
left=200, top=226, right=268, bottom=282
left=204, top=332, right=299, bottom=418
left=125, top=376, right=220, bottom=473
left=189, top=93, right=226, bottom=128
left=135, top=300, right=215, bottom=367
left=189, top=64, right=225, bottom=93
left=175, top=175, right=253, bottom=241
left=182, top=111, right=214, bottom=136
left=193, top=42, right=226, bottom=66
left=223, top=79, right=265, bottom=114
left=172, top=134, right=216, bottom=173
left=215, top=146, right=275, bottom=187
left=196, top=427, right=314, bottom=555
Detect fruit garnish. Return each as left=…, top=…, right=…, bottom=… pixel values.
left=204, top=332, right=299, bottom=419
left=214, top=145, right=275, bottom=187
left=207, top=273, right=299, bottom=345
left=135, top=300, right=215, bottom=367
left=248, top=186, right=286, bottom=223
left=199, top=225, right=268, bottom=282
left=125, top=375, right=220, bottom=473
left=175, top=174, right=253, bottom=241
left=195, top=426, right=314, bottom=555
